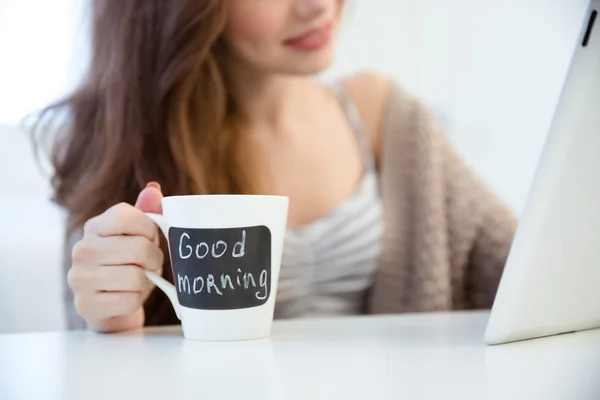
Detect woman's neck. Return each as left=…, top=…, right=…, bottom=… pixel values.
left=225, top=60, right=318, bottom=130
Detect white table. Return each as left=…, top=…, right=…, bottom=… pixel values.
left=1, top=311, right=599, bottom=400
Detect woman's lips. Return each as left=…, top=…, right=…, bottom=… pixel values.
left=284, top=23, right=333, bottom=51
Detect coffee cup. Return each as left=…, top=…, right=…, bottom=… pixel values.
left=143, top=194, right=289, bottom=341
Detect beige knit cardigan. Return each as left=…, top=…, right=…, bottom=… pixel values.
left=62, top=82, right=518, bottom=329
left=367, top=82, right=518, bottom=314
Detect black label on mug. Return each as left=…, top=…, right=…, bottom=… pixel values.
left=168, top=226, right=272, bottom=310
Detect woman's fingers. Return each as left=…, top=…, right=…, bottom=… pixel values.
left=74, top=291, right=143, bottom=322
left=69, top=186, right=166, bottom=331
left=95, top=265, right=149, bottom=292
left=84, top=202, right=159, bottom=241
left=72, top=235, right=164, bottom=272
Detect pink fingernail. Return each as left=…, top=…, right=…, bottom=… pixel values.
left=146, top=181, right=161, bottom=190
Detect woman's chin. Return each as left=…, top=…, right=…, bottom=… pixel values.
left=282, top=46, right=337, bottom=76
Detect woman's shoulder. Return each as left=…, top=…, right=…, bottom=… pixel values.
left=339, top=71, right=389, bottom=155
left=338, top=70, right=424, bottom=165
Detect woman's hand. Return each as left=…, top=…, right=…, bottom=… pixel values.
left=67, top=182, right=165, bottom=333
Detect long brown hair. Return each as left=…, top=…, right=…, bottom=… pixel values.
left=31, top=0, right=252, bottom=237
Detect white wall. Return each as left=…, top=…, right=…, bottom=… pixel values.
left=0, top=0, right=88, bottom=125
left=416, top=0, right=590, bottom=214
left=0, top=124, right=67, bottom=333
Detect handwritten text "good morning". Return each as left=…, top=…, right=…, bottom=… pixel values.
left=176, top=230, right=268, bottom=301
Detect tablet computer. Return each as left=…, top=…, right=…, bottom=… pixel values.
left=485, top=0, right=600, bottom=345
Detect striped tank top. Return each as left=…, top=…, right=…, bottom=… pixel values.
left=273, top=83, right=384, bottom=319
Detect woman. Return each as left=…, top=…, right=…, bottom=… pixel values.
left=33, top=0, right=518, bottom=333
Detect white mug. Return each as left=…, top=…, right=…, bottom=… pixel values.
left=143, top=194, right=289, bottom=341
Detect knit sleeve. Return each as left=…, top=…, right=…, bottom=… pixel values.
left=438, top=109, right=519, bottom=309
left=369, top=78, right=518, bottom=313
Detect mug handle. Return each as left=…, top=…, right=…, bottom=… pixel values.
left=143, top=212, right=181, bottom=320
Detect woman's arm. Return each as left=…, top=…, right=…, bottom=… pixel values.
left=439, top=126, right=519, bottom=308
left=394, top=80, right=518, bottom=309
